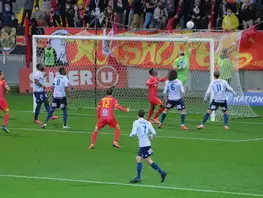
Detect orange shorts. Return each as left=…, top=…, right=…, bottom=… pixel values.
left=96, top=119, right=119, bottom=130
left=148, top=96, right=163, bottom=106
left=0, top=98, right=9, bottom=111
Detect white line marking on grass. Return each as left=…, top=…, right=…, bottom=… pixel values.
left=237, top=138, right=263, bottom=142
left=11, top=110, right=263, bottom=125
left=0, top=174, right=262, bottom=197
left=9, top=127, right=263, bottom=143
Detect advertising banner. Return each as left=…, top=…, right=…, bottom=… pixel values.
left=42, top=28, right=263, bottom=71
left=227, top=92, right=263, bottom=106
left=19, top=65, right=127, bottom=93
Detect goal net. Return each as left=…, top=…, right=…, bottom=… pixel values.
left=32, top=31, right=258, bottom=121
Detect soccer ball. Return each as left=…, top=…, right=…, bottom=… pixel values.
left=186, top=21, right=194, bottom=29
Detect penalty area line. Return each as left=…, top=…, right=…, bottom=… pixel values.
left=0, top=174, right=262, bottom=197
left=8, top=127, right=263, bottom=143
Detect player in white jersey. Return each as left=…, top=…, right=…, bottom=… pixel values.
left=129, top=109, right=167, bottom=184
left=33, top=63, right=58, bottom=125
left=197, top=71, right=236, bottom=130
left=42, top=67, right=70, bottom=129
left=159, top=69, right=188, bottom=130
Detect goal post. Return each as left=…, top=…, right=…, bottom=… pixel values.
left=32, top=32, right=258, bottom=121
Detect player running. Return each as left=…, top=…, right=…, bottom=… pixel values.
left=89, top=87, right=130, bottom=149
left=42, top=67, right=70, bottom=129
left=0, top=71, right=10, bottom=133
left=129, top=109, right=167, bottom=184
left=33, top=63, right=58, bottom=125
left=158, top=69, right=188, bottom=130
left=173, top=39, right=192, bottom=86
left=146, top=69, right=167, bottom=124
left=197, top=71, right=236, bottom=130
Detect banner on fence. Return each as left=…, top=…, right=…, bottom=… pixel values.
left=19, top=65, right=127, bottom=93
left=42, top=28, right=263, bottom=71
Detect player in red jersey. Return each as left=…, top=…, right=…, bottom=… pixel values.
left=146, top=69, right=167, bottom=124
left=0, top=71, right=10, bottom=133
left=89, top=87, right=130, bottom=149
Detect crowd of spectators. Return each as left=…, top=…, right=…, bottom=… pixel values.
left=0, top=0, right=263, bottom=30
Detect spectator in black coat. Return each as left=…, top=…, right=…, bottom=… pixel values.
left=240, top=0, right=254, bottom=29
left=113, top=0, right=129, bottom=28
left=189, top=0, right=207, bottom=29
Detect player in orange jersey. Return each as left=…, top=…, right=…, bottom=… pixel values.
left=0, top=71, right=10, bottom=133
left=89, top=87, right=130, bottom=149
left=145, top=69, right=167, bottom=124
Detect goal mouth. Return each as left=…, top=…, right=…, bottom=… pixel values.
left=32, top=31, right=258, bottom=121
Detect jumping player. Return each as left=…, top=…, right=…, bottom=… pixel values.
left=146, top=69, right=167, bottom=124
left=173, top=39, right=192, bottom=86
left=159, top=69, right=188, bottom=130
left=129, top=109, right=167, bottom=184
left=33, top=63, right=58, bottom=124
left=42, top=67, right=70, bottom=129
left=89, top=87, right=130, bottom=149
left=0, top=71, right=10, bottom=133
left=197, top=71, right=236, bottom=130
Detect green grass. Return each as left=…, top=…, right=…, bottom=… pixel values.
left=0, top=95, right=263, bottom=198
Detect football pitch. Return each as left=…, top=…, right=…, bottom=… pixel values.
left=0, top=95, right=263, bottom=198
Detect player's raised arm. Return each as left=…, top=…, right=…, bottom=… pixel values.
left=159, top=76, right=168, bottom=83
left=179, top=80, right=185, bottom=97
left=115, top=103, right=130, bottom=112
left=129, top=121, right=138, bottom=137
left=204, top=82, right=213, bottom=101
left=224, top=80, right=236, bottom=96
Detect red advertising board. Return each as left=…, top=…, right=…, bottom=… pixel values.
left=19, top=65, right=127, bottom=93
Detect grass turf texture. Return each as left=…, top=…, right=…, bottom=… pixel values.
left=0, top=95, right=263, bottom=198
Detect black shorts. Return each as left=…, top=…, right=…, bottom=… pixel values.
left=51, top=97, right=67, bottom=110
left=209, top=99, right=228, bottom=112
left=166, top=99, right=185, bottom=110
left=34, top=91, right=48, bottom=103
left=137, top=146, right=153, bottom=159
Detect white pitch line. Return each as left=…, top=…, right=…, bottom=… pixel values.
left=0, top=174, right=262, bottom=197
left=10, top=110, right=263, bottom=125
left=237, top=138, right=263, bottom=142
left=9, top=127, right=263, bottom=143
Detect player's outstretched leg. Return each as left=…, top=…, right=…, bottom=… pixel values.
left=113, top=125, right=121, bottom=148
left=153, top=105, right=164, bottom=124
left=89, top=127, right=99, bottom=149
left=223, top=112, right=230, bottom=130
left=147, top=105, right=155, bottom=123
left=158, top=109, right=168, bottom=129
left=2, top=110, right=9, bottom=133
left=146, top=157, right=167, bottom=182
left=34, top=101, right=42, bottom=125
left=42, top=108, right=55, bottom=129
left=62, top=108, right=70, bottom=129
left=129, top=156, right=143, bottom=183
left=197, top=110, right=212, bottom=129
left=180, top=110, right=188, bottom=130
left=44, top=100, right=59, bottom=121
